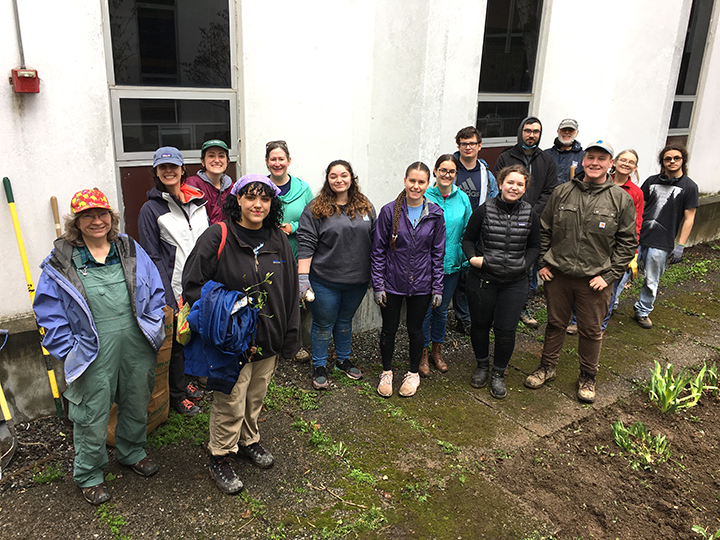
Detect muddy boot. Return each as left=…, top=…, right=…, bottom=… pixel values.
left=470, top=357, right=490, bottom=388
left=431, top=343, right=448, bottom=373
left=489, top=369, right=507, bottom=399
left=419, top=347, right=430, bottom=377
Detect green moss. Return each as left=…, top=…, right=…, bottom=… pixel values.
left=146, top=408, right=210, bottom=448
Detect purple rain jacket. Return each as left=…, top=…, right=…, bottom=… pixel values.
left=370, top=198, right=446, bottom=297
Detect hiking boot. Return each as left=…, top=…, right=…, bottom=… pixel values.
left=519, top=309, right=539, bottom=329
left=431, top=343, right=447, bottom=373
left=399, top=372, right=420, bottom=397
left=454, top=319, right=470, bottom=336
left=335, top=360, right=362, bottom=380
left=172, top=398, right=201, bottom=417
left=489, top=369, right=507, bottom=400
left=186, top=382, right=204, bottom=402
left=470, top=358, right=490, bottom=388
left=577, top=371, right=597, bottom=403
left=312, top=366, right=329, bottom=389
left=524, top=364, right=556, bottom=389
left=209, top=455, right=243, bottom=494
left=294, top=348, right=311, bottom=363
left=566, top=323, right=578, bottom=335
left=80, top=482, right=111, bottom=505
left=634, top=313, right=653, bottom=329
left=239, top=442, right=274, bottom=469
left=130, top=456, right=159, bottom=477
left=377, top=370, right=393, bottom=397
left=196, top=377, right=208, bottom=388
left=419, top=347, right=430, bottom=377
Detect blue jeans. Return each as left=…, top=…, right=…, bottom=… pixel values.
left=634, top=246, right=669, bottom=318
left=423, top=272, right=461, bottom=346
left=308, top=274, right=368, bottom=368
left=601, top=269, right=632, bottom=330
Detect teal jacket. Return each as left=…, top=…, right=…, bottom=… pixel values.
left=425, top=184, right=472, bottom=274
left=278, top=175, right=314, bottom=260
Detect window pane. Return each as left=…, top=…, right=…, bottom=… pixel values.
left=110, top=0, right=230, bottom=87
left=669, top=101, right=694, bottom=130
left=476, top=102, right=529, bottom=138
left=675, top=0, right=714, bottom=95
left=120, top=99, right=231, bottom=152
left=478, top=0, right=543, bottom=93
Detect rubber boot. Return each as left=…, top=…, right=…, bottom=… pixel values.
left=431, top=343, right=447, bottom=373
left=419, top=347, right=430, bottom=377
left=470, top=357, right=490, bottom=388
left=489, top=369, right=507, bottom=399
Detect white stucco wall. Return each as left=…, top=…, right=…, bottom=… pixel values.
left=688, top=1, right=720, bottom=194
left=535, top=0, right=693, bottom=183
left=1, top=1, right=116, bottom=318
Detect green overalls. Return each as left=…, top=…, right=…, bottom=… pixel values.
left=64, top=252, right=156, bottom=487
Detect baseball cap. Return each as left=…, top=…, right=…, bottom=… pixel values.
left=558, top=118, right=579, bottom=130
left=585, top=140, right=614, bottom=156
left=153, top=147, right=184, bottom=168
left=201, top=139, right=229, bottom=155
left=70, top=188, right=112, bottom=214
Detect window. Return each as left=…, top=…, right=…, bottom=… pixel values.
left=668, top=0, right=714, bottom=139
left=476, top=0, right=543, bottom=144
left=105, top=0, right=236, bottom=161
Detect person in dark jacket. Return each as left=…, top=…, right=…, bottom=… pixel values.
left=34, top=189, right=166, bottom=506
left=462, top=165, right=540, bottom=399
left=494, top=116, right=558, bottom=327
left=370, top=162, right=446, bottom=398
left=545, top=118, right=584, bottom=185
left=182, top=174, right=300, bottom=495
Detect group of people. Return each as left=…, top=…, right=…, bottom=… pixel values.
left=31, top=119, right=699, bottom=503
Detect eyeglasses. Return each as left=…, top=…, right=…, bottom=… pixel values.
left=437, top=168, right=457, bottom=176
left=663, top=155, right=683, bottom=163
left=523, top=129, right=541, bottom=135
left=616, top=158, right=637, bottom=166
left=458, top=142, right=478, bottom=148
left=78, top=211, right=110, bottom=222
left=265, top=140, right=288, bottom=149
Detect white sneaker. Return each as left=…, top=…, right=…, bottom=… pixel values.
left=399, top=371, right=420, bottom=397
left=377, top=370, right=393, bottom=397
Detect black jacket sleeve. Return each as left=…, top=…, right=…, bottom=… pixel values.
left=462, top=204, right=487, bottom=261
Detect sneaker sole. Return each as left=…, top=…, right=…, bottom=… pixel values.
left=334, top=366, right=362, bottom=380
left=489, top=390, right=507, bottom=400
left=313, top=379, right=329, bottom=390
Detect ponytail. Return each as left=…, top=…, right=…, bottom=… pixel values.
left=390, top=190, right=406, bottom=250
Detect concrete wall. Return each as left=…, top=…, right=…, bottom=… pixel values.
left=1, top=1, right=115, bottom=318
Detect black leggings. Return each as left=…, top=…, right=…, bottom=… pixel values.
left=466, top=273, right=528, bottom=371
left=380, top=293, right=432, bottom=373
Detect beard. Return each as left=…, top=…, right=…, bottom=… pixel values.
left=559, top=134, right=576, bottom=147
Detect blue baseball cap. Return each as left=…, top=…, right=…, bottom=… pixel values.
left=153, top=146, right=184, bottom=167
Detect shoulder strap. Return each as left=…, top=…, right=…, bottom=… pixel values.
left=217, top=222, right=227, bottom=260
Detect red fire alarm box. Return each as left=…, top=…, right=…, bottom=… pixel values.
left=11, top=68, right=39, bottom=93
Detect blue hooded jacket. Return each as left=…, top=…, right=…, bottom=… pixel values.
left=183, top=280, right=258, bottom=394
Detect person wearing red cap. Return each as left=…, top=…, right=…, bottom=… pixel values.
left=33, top=189, right=166, bottom=505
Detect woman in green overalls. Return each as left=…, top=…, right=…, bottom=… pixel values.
left=34, top=189, right=166, bottom=505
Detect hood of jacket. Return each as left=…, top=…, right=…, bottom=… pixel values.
left=145, top=184, right=207, bottom=206
left=551, top=138, right=583, bottom=153
left=276, top=174, right=311, bottom=204
left=517, top=115, right=543, bottom=149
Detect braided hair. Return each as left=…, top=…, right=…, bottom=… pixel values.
left=390, top=161, right=430, bottom=250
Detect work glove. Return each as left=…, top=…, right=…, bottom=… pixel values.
left=431, top=293, right=442, bottom=308
left=669, top=244, right=685, bottom=264
left=637, top=253, right=645, bottom=272
left=299, top=274, right=314, bottom=302
left=374, top=290, right=387, bottom=307
left=627, top=254, right=638, bottom=280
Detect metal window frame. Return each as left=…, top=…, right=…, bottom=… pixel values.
left=668, top=95, right=697, bottom=137
left=476, top=94, right=534, bottom=147
left=101, top=0, right=238, bottom=165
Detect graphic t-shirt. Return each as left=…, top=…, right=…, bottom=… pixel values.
left=638, top=174, right=699, bottom=251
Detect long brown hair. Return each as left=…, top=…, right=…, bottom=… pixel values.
left=311, top=160, right=373, bottom=219
left=63, top=209, right=121, bottom=247
left=390, top=161, right=430, bottom=250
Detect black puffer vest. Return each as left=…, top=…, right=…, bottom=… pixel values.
left=480, top=197, right=533, bottom=283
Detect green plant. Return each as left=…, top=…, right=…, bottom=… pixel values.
left=315, top=506, right=387, bottom=538
left=349, top=468, right=376, bottom=485
left=95, top=503, right=130, bottom=540
left=267, top=524, right=287, bottom=540
left=705, top=362, right=719, bottom=397
left=692, top=525, right=720, bottom=539
left=291, top=418, right=348, bottom=457
left=436, top=439, right=461, bottom=456
left=31, top=464, right=63, bottom=484
left=147, top=407, right=210, bottom=448
left=264, top=379, right=319, bottom=411
left=648, top=361, right=702, bottom=413
left=402, top=481, right=430, bottom=503
left=240, top=492, right=267, bottom=516
left=611, top=420, right=671, bottom=470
